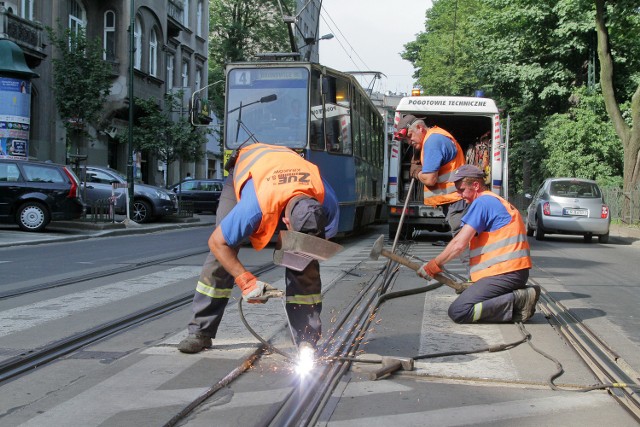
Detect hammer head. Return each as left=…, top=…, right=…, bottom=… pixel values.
left=369, top=235, right=385, bottom=261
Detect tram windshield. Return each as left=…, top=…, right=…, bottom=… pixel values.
left=225, top=67, right=309, bottom=149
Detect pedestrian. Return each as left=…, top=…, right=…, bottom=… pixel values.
left=185, top=172, right=193, bottom=180
left=416, top=164, right=539, bottom=324
left=178, top=142, right=339, bottom=354
left=396, top=114, right=470, bottom=271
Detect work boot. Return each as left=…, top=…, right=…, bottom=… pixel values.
left=177, top=334, right=212, bottom=354
left=512, top=285, right=541, bottom=323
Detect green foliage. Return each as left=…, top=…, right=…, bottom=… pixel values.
left=119, top=92, right=207, bottom=165
left=208, top=0, right=294, bottom=119
left=538, top=87, right=622, bottom=183
left=46, top=25, right=112, bottom=135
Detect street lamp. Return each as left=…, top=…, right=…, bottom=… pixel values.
left=301, top=33, right=334, bottom=61
left=127, top=0, right=135, bottom=223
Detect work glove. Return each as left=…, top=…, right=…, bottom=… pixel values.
left=416, top=259, right=442, bottom=280
left=409, top=162, right=422, bottom=179
left=235, top=271, right=282, bottom=304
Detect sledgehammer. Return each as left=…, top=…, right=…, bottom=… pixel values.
left=369, top=235, right=470, bottom=294
left=369, top=356, right=414, bottom=381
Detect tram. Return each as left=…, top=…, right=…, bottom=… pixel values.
left=223, top=61, right=385, bottom=234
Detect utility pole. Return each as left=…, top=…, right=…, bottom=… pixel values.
left=127, top=0, right=135, bottom=220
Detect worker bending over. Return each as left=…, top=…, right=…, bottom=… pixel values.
left=178, top=143, right=339, bottom=354
left=417, top=164, right=539, bottom=323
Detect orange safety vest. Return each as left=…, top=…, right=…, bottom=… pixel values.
left=420, top=126, right=465, bottom=207
left=468, top=192, right=532, bottom=281
left=233, top=143, right=325, bottom=250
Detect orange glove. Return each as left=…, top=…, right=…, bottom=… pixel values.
left=235, top=271, right=281, bottom=304
left=416, top=260, right=442, bottom=280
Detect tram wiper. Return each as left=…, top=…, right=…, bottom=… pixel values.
left=228, top=94, right=278, bottom=144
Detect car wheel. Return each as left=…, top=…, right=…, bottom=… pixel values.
left=535, top=217, right=545, bottom=241
left=583, top=233, right=593, bottom=243
left=131, top=199, right=152, bottom=223
left=598, top=233, right=609, bottom=244
left=17, top=201, right=51, bottom=232
left=526, top=221, right=534, bottom=237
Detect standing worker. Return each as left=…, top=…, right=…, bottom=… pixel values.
left=178, top=143, right=339, bottom=354
left=416, top=165, right=539, bottom=323
left=397, top=115, right=467, bottom=235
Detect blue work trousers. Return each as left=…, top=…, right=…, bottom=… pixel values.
left=447, top=269, right=529, bottom=323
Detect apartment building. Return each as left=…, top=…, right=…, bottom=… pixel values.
left=0, top=0, right=210, bottom=186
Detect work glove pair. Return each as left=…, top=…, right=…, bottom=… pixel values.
left=234, top=271, right=283, bottom=304
left=416, top=259, right=442, bottom=280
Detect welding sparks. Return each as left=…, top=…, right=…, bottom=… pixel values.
left=295, top=343, right=316, bottom=377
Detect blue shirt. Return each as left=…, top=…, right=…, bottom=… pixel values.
left=220, top=178, right=339, bottom=247
left=461, top=194, right=512, bottom=234
left=421, top=133, right=459, bottom=173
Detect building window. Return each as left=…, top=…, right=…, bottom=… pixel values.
left=68, top=0, right=85, bottom=35
left=21, top=0, right=34, bottom=20
left=182, top=60, right=189, bottom=87
left=149, top=28, right=158, bottom=77
left=196, top=0, right=203, bottom=37
left=166, top=53, right=174, bottom=90
left=103, top=10, right=116, bottom=61
left=183, top=0, right=189, bottom=27
left=195, top=66, right=202, bottom=91
left=134, top=16, right=142, bottom=70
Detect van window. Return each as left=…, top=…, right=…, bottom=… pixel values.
left=23, top=164, right=64, bottom=183
left=0, top=162, right=21, bottom=182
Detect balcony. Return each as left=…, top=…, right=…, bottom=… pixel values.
left=0, top=7, right=45, bottom=62
left=167, top=0, right=186, bottom=38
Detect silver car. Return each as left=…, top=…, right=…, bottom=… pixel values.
left=526, top=178, right=611, bottom=243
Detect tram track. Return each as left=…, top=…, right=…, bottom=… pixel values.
left=0, top=262, right=278, bottom=386
left=0, top=248, right=210, bottom=300
left=535, top=281, right=640, bottom=421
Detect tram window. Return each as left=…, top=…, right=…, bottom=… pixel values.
left=352, top=91, right=361, bottom=157
left=325, top=75, right=351, bottom=155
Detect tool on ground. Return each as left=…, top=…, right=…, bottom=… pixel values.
left=369, top=234, right=470, bottom=294
left=369, top=356, right=414, bottom=380
left=273, top=230, right=343, bottom=271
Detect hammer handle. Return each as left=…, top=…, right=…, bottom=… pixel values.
left=381, top=248, right=467, bottom=293
left=369, top=360, right=403, bottom=381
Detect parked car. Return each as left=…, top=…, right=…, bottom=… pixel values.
left=171, top=179, right=223, bottom=214
left=0, top=159, right=85, bottom=232
left=79, top=166, right=177, bottom=223
left=525, top=177, right=610, bottom=243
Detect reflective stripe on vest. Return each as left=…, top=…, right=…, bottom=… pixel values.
left=233, top=143, right=325, bottom=250
left=286, top=293, right=322, bottom=305
left=421, top=126, right=465, bottom=207
left=468, top=192, right=532, bottom=282
left=195, top=281, right=233, bottom=299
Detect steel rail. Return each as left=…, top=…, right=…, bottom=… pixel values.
left=0, top=263, right=277, bottom=385
left=0, top=248, right=210, bottom=300
left=535, top=283, right=640, bottom=421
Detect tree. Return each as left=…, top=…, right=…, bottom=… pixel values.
left=121, top=92, right=207, bottom=174
left=46, top=25, right=112, bottom=150
left=538, top=87, right=623, bottom=185
left=595, top=0, right=640, bottom=220
left=208, top=0, right=294, bottom=119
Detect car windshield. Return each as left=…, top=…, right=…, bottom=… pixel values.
left=550, top=180, right=600, bottom=198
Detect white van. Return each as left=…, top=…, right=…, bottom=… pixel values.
left=386, top=96, right=508, bottom=238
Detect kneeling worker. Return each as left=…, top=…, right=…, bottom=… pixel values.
left=178, top=143, right=339, bottom=353
left=416, top=164, right=539, bottom=323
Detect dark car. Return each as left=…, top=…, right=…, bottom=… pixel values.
left=0, top=159, right=85, bottom=232
left=525, top=177, right=611, bottom=243
left=80, top=165, right=177, bottom=223
left=171, top=179, right=223, bottom=214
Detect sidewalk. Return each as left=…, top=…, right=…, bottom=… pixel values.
left=0, top=214, right=217, bottom=249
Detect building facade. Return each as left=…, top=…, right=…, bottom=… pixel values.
left=0, top=0, right=210, bottom=187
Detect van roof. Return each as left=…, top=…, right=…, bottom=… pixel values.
left=396, top=96, right=499, bottom=115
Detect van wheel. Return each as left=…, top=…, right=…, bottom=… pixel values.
left=526, top=222, right=534, bottom=237
left=598, top=233, right=609, bottom=244
left=583, top=233, right=593, bottom=243
left=535, top=217, right=545, bottom=241
left=17, top=201, right=50, bottom=232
